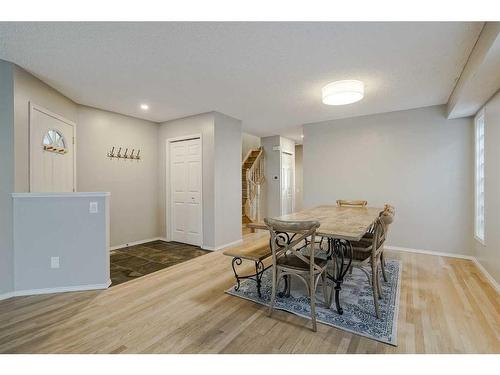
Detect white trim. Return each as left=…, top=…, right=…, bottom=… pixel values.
left=109, top=237, right=163, bottom=251
left=202, top=238, right=243, bottom=251
left=165, top=134, right=203, bottom=246
left=0, top=291, right=16, bottom=301
left=474, top=109, right=485, bottom=243
left=386, top=245, right=498, bottom=293
left=12, top=192, right=110, bottom=198
left=29, top=103, right=77, bottom=192
left=471, top=257, right=500, bottom=293
left=385, top=245, right=474, bottom=260
left=0, top=281, right=111, bottom=301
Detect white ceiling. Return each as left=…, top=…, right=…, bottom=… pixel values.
left=0, top=22, right=483, bottom=141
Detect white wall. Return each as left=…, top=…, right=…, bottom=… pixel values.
left=214, top=112, right=242, bottom=248
left=242, top=132, right=261, bottom=160
left=13, top=193, right=110, bottom=292
left=0, top=60, right=15, bottom=296
left=77, top=106, right=160, bottom=247
left=295, top=145, right=303, bottom=211
left=303, top=105, right=473, bottom=256
left=474, top=91, right=500, bottom=283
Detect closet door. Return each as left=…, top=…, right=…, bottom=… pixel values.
left=170, top=138, right=202, bottom=246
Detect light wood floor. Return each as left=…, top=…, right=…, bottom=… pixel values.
left=0, top=248, right=498, bottom=353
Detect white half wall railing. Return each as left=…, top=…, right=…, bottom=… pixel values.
left=7, top=192, right=111, bottom=299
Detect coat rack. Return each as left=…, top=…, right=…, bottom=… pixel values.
left=107, top=146, right=141, bottom=160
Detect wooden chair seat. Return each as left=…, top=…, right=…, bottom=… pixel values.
left=277, top=255, right=328, bottom=270
left=350, top=240, right=373, bottom=261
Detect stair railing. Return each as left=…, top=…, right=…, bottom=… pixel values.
left=244, top=147, right=264, bottom=222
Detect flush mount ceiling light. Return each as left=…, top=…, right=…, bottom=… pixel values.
left=322, top=80, right=364, bottom=105
left=140, top=103, right=149, bottom=110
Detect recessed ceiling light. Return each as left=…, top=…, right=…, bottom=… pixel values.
left=140, top=104, right=149, bottom=110
left=322, top=80, right=364, bottom=105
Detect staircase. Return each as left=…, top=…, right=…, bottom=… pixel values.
left=242, top=147, right=264, bottom=225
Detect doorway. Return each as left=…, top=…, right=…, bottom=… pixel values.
left=29, top=104, right=76, bottom=192
left=167, top=136, right=203, bottom=246
left=281, top=151, right=295, bottom=215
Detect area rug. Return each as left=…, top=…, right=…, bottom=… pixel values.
left=226, top=259, right=401, bottom=346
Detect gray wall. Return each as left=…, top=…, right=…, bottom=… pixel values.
left=474, top=91, right=500, bottom=283
left=77, top=106, right=160, bottom=247
left=0, top=60, right=15, bottom=295
left=158, top=111, right=242, bottom=249
left=303, top=105, right=473, bottom=256
left=12, top=66, right=160, bottom=247
left=262, top=135, right=281, bottom=218
left=13, top=66, right=78, bottom=192
left=242, top=132, right=261, bottom=160
left=261, top=135, right=296, bottom=218
left=295, top=145, right=303, bottom=211
left=13, top=194, right=110, bottom=291
left=158, top=113, right=216, bottom=247
left=214, top=112, right=242, bottom=247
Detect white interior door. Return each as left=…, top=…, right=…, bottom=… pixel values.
left=170, top=138, right=202, bottom=246
left=281, top=152, right=295, bottom=215
left=30, top=105, right=75, bottom=192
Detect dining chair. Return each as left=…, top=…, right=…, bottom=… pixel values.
left=264, top=218, right=328, bottom=332
left=348, top=217, right=386, bottom=318
left=362, top=204, right=395, bottom=282
left=336, top=199, right=368, bottom=207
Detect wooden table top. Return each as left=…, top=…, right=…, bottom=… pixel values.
left=248, top=205, right=383, bottom=241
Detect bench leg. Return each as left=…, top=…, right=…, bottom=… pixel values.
left=231, top=258, right=268, bottom=298
left=231, top=257, right=243, bottom=291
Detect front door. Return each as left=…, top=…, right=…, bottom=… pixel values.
left=30, top=105, right=75, bottom=192
left=170, top=138, right=202, bottom=246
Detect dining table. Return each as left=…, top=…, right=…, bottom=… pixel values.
left=247, top=205, right=383, bottom=314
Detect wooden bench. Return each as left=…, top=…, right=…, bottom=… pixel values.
left=246, top=222, right=264, bottom=233
left=223, top=231, right=271, bottom=297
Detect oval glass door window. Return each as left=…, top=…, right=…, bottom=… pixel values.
left=42, top=129, right=67, bottom=153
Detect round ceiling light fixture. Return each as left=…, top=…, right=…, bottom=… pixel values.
left=140, top=103, right=149, bottom=110
left=322, top=80, right=364, bottom=105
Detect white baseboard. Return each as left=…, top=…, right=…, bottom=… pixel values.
left=111, top=236, right=242, bottom=252
left=0, top=291, right=16, bottom=301
left=110, top=237, right=163, bottom=251
left=202, top=239, right=243, bottom=251
left=386, top=245, right=498, bottom=293
left=385, top=245, right=474, bottom=260
left=471, top=258, right=500, bottom=293
left=0, top=280, right=111, bottom=301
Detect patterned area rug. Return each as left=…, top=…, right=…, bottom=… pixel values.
left=226, top=259, right=401, bottom=346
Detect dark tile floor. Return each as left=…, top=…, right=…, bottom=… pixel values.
left=110, top=240, right=210, bottom=286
